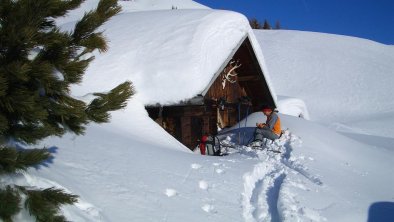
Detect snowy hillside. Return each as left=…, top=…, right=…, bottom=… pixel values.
left=23, top=108, right=393, bottom=221
left=6, top=1, right=394, bottom=222
left=255, top=30, right=394, bottom=138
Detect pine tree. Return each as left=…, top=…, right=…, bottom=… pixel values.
left=249, top=18, right=261, bottom=29
left=263, top=19, right=272, bottom=30
left=0, top=0, right=134, bottom=221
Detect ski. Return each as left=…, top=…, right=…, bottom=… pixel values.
left=252, top=145, right=282, bottom=153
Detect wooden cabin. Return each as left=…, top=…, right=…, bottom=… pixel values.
left=146, top=36, right=276, bottom=150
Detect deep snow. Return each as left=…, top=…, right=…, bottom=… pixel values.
left=223, top=112, right=394, bottom=221
left=17, top=109, right=393, bottom=221
left=255, top=30, right=394, bottom=138
left=4, top=1, right=394, bottom=222
left=276, top=96, right=310, bottom=120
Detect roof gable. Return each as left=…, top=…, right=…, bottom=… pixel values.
left=62, top=9, right=276, bottom=106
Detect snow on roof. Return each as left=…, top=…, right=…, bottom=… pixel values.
left=56, top=0, right=209, bottom=26
left=63, top=9, right=277, bottom=105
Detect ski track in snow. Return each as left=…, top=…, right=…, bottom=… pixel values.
left=241, top=131, right=325, bottom=222
left=281, top=139, right=323, bottom=186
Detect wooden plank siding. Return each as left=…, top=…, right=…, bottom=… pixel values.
left=205, top=72, right=247, bottom=104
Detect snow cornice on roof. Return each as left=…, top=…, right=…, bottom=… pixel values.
left=63, top=9, right=276, bottom=106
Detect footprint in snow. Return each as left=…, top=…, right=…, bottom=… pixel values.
left=199, top=180, right=209, bottom=190
left=215, top=168, right=225, bottom=174
left=191, top=163, right=202, bottom=169
left=165, top=189, right=177, bottom=197
left=201, top=204, right=216, bottom=213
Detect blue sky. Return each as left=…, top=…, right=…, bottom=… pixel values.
left=194, top=0, right=394, bottom=45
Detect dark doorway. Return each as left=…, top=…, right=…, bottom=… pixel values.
left=191, top=117, right=203, bottom=149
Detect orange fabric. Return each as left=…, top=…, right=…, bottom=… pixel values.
left=267, top=115, right=281, bottom=136
left=273, top=117, right=281, bottom=136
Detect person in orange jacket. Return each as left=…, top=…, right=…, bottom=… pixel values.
left=251, top=105, right=281, bottom=146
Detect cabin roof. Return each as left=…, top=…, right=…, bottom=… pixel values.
left=61, top=9, right=277, bottom=106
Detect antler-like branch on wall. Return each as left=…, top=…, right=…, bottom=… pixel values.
left=222, top=60, right=242, bottom=89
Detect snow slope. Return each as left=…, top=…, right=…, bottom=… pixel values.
left=16, top=109, right=392, bottom=221
left=256, top=30, right=394, bottom=137
left=221, top=113, right=394, bottom=221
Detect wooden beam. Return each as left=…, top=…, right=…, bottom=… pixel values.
left=238, top=75, right=260, bottom=81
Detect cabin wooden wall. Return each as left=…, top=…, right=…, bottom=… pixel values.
left=182, top=107, right=216, bottom=148
left=205, top=68, right=247, bottom=104
left=205, top=61, right=251, bottom=128
left=146, top=106, right=217, bottom=150
left=145, top=37, right=276, bottom=151
left=232, top=37, right=276, bottom=109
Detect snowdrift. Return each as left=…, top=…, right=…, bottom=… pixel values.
left=23, top=110, right=393, bottom=221
left=277, top=96, right=310, bottom=120
left=219, top=112, right=394, bottom=221
left=256, top=30, right=394, bottom=137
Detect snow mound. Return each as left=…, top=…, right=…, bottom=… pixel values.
left=256, top=30, right=394, bottom=127
left=277, top=96, right=310, bottom=120
left=61, top=9, right=275, bottom=106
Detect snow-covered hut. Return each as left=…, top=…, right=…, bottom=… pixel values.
left=65, top=9, right=277, bottom=150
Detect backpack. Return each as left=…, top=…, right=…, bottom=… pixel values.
left=199, top=135, right=221, bottom=156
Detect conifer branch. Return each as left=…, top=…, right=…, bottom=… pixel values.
left=86, top=81, right=134, bottom=123
left=0, top=147, right=51, bottom=174
left=23, top=187, right=78, bottom=222
left=0, top=186, right=21, bottom=222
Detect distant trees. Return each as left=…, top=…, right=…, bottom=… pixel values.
left=262, top=20, right=272, bottom=29
left=249, top=18, right=282, bottom=30
left=249, top=18, right=262, bottom=29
